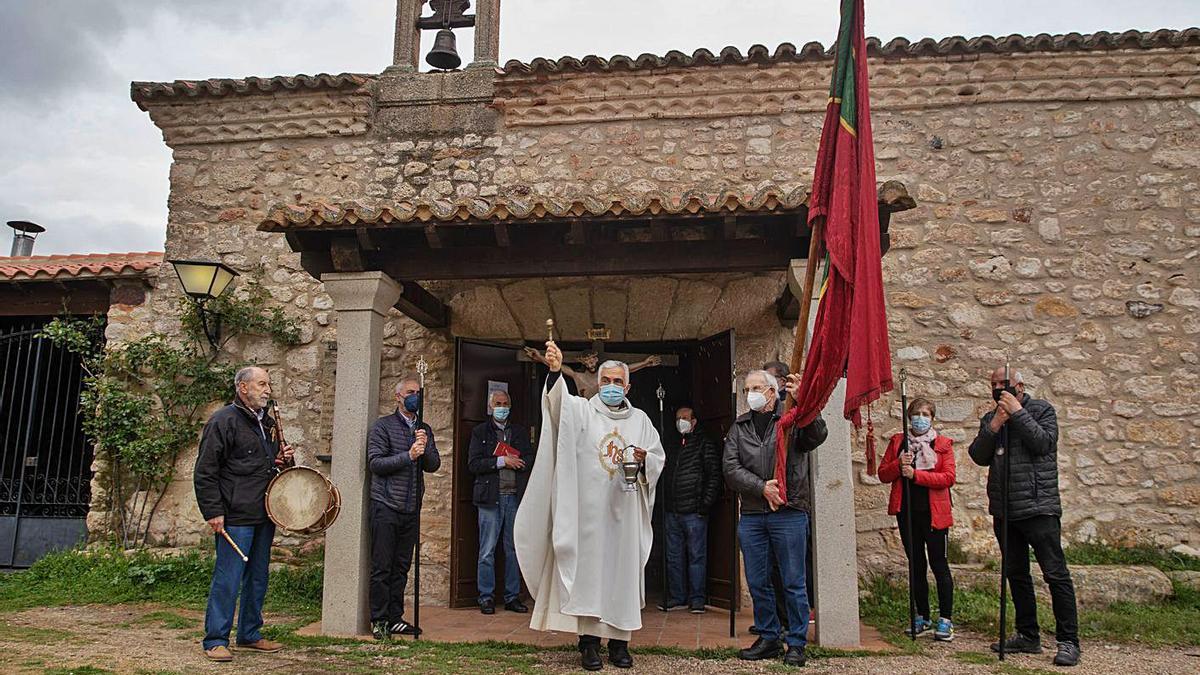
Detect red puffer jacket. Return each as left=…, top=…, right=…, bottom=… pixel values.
left=877, top=432, right=956, bottom=531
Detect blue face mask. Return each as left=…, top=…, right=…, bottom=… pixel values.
left=911, top=415, right=932, bottom=434
left=403, top=392, right=420, bottom=413
left=492, top=406, right=510, bottom=422
left=599, top=384, right=626, bottom=406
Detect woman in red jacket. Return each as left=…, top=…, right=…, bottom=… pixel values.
left=878, top=397, right=956, bottom=641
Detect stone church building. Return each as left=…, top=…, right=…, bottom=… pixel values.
left=112, top=1, right=1198, bottom=639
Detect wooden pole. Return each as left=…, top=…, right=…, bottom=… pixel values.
left=785, top=216, right=826, bottom=408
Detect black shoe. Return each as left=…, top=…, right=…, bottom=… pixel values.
left=783, top=646, right=806, bottom=667
left=1053, top=641, right=1081, bottom=666
left=504, top=599, right=529, bottom=613
left=580, top=643, right=603, bottom=671
left=657, top=602, right=687, bottom=612
left=371, top=620, right=391, bottom=641
left=480, top=599, right=496, bottom=615
left=990, top=633, right=1043, bottom=654
left=608, top=640, right=633, bottom=668
left=688, top=602, right=706, bottom=614
left=748, top=624, right=760, bottom=635
left=738, top=637, right=784, bottom=661
left=389, top=618, right=421, bottom=637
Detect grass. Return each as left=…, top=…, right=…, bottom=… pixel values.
left=1064, top=543, right=1200, bottom=572
left=861, top=574, right=1200, bottom=647
left=133, top=610, right=195, bottom=630
left=0, top=546, right=321, bottom=619
left=0, top=624, right=73, bottom=644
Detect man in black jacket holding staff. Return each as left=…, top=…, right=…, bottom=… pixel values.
left=194, top=366, right=294, bottom=662
left=969, top=366, right=1080, bottom=668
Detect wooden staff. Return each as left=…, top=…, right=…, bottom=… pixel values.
left=900, top=370, right=916, bottom=641
left=785, top=216, right=826, bottom=407
left=413, top=355, right=428, bottom=640
left=271, top=401, right=293, bottom=469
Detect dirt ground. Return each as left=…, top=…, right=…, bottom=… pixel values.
left=0, top=604, right=1197, bottom=674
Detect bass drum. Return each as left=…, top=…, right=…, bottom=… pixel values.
left=265, top=466, right=341, bottom=535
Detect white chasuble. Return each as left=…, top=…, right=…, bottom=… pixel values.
left=514, top=375, right=665, bottom=639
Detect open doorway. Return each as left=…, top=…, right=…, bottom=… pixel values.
left=449, top=332, right=738, bottom=612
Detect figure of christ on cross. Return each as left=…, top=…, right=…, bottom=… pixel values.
left=523, top=347, right=662, bottom=399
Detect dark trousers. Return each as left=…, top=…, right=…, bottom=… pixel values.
left=203, top=521, right=275, bottom=650
left=897, top=510, right=954, bottom=619
left=993, top=514, right=1079, bottom=645
left=579, top=635, right=627, bottom=649
left=370, top=500, right=419, bottom=623
left=665, top=512, right=708, bottom=606
left=763, top=527, right=811, bottom=630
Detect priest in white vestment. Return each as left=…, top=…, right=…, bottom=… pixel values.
left=515, top=340, right=665, bottom=671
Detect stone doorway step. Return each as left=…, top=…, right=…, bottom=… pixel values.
left=299, top=606, right=892, bottom=651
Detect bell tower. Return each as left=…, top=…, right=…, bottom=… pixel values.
left=389, top=0, right=501, bottom=73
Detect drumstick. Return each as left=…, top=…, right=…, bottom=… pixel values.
left=220, top=529, right=249, bottom=562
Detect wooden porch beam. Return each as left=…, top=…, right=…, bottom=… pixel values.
left=493, top=223, right=510, bottom=247
left=394, top=280, right=448, bottom=329
left=424, top=224, right=443, bottom=249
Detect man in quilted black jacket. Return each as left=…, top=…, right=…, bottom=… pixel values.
left=659, top=405, right=721, bottom=613
left=970, top=366, right=1080, bottom=667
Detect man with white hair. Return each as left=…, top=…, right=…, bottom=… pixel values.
left=723, top=369, right=827, bottom=668
left=515, top=339, right=665, bottom=671
left=468, top=387, right=535, bottom=615
left=195, top=366, right=294, bottom=662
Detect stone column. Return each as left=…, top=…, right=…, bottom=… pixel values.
left=788, top=259, right=861, bottom=648
left=469, top=0, right=501, bottom=68
left=389, top=0, right=425, bottom=73
left=320, top=272, right=403, bottom=636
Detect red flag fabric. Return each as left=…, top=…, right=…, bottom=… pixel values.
left=773, top=0, right=894, bottom=493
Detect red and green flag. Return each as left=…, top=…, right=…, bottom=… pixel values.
left=775, top=0, right=893, bottom=484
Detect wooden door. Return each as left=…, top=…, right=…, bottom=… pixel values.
left=450, top=339, right=533, bottom=608
left=691, top=330, right=738, bottom=611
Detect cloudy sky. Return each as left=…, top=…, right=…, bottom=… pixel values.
left=1, top=1, right=1196, bottom=256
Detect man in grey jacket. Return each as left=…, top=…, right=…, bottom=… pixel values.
left=367, top=375, right=441, bottom=640
left=969, top=366, right=1079, bottom=667
left=723, top=370, right=827, bottom=668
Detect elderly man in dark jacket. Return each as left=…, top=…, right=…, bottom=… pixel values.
left=467, top=388, right=535, bottom=615
left=659, top=405, right=721, bottom=613
left=969, top=366, right=1079, bottom=667
left=724, top=370, right=827, bottom=668
left=367, top=375, right=441, bottom=640
left=194, top=366, right=294, bottom=662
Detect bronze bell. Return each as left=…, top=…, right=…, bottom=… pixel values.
left=426, top=28, right=461, bottom=70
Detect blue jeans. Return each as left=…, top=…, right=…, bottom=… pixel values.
left=203, top=521, right=275, bottom=650
left=477, top=494, right=521, bottom=605
left=665, top=512, right=708, bottom=606
left=739, top=509, right=810, bottom=649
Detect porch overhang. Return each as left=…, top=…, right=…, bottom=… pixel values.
left=262, top=182, right=915, bottom=329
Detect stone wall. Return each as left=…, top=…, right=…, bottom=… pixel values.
left=123, top=42, right=1200, bottom=603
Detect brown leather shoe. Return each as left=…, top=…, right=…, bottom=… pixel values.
left=204, top=645, right=233, bottom=662
left=236, top=639, right=283, bottom=652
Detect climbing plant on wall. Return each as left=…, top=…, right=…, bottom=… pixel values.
left=40, top=275, right=300, bottom=548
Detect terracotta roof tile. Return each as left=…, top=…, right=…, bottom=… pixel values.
left=130, top=73, right=373, bottom=109
left=499, top=28, right=1200, bottom=75
left=0, top=252, right=163, bottom=283
left=259, top=182, right=915, bottom=230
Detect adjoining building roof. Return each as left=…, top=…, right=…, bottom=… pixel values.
left=259, top=182, right=915, bottom=230
left=129, top=28, right=1198, bottom=104
left=0, top=252, right=163, bottom=283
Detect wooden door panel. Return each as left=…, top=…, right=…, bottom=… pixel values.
left=693, top=330, right=738, bottom=611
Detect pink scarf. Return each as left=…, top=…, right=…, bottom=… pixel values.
left=907, top=428, right=938, bottom=470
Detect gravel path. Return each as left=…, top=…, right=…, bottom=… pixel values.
left=0, top=604, right=1195, bottom=674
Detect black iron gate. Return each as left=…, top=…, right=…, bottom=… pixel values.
left=0, top=319, right=95, bottom=567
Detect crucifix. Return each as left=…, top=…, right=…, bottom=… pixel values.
left=519, top=321, right=679, bottom=399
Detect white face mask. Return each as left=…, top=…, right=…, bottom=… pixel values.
left=747, top=391, right=769, bottom=412
left=676, top=419, right=693, bottom=434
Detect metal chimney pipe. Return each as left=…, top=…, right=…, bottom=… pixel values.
left=7, top=221, right=45, bottom=256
